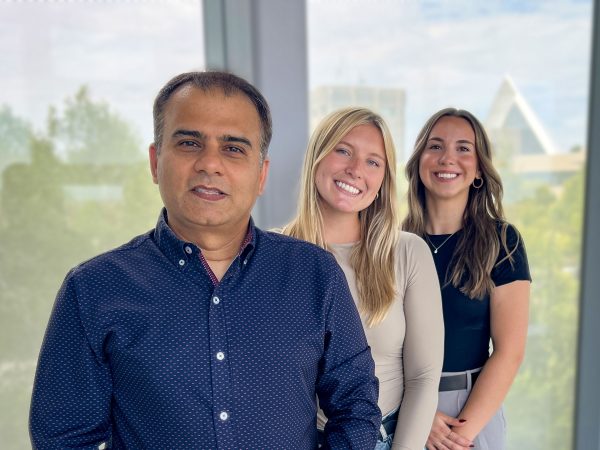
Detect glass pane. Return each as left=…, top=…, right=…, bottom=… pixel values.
left=0, top=2, right=204, bottom=448
left=308, top=1, right=591, bottom=448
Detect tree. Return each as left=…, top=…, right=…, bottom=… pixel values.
left=47, top=86, right=144, bottom=165
left=0, top=87, right=160, bottom=448
left=505, top=172, right=583, bottom=449
left=0, top=106, right=33, bottom=190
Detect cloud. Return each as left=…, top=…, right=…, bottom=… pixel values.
left=0, top=1, right=205, bottom=143
left=308, top=0, right=592, bottom=152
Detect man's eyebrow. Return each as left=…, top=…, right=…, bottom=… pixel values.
left=221, top=135, right=252, bottom=148
left=172, top=129, right=206, bottom=140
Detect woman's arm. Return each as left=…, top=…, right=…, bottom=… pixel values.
left=392, top=235, right=445, bottom=449
left=453, top=279, right=530, bottom=440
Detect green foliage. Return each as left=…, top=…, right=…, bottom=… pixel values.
left=504, top=172, right=583, bottom=450
left=48, top=86, right=144, bottom=165
left=0, top=106, right=34, bottom=178
left=0, top=87, right=161, bottom=448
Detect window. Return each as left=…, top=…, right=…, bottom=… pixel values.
left=0, top=2, right=204, bottom=447
left=308, top=1, right=592, bottom=448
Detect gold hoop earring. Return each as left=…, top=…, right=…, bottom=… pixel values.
left=375, top=192, right=380, bottom=199
left=472, top=177, right=484, bottom=189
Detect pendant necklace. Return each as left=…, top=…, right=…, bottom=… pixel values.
left=425, top=231, right=457, bottom=254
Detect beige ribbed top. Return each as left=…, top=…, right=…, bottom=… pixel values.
left=317, top=231, right=444, bottom=450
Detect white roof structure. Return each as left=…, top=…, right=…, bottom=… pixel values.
left=486, top=75, right=560, bottom=155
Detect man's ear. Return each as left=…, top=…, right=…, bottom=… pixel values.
left=258, top=157, right=270, bottom=196
left=149, top=144, right=159, bottom=184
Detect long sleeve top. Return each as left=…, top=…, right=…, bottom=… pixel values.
left=318, top=231, right=444, bottom=450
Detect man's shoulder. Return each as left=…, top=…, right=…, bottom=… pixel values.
left=255, top=228, right=337, bottom=265
left=69, top=230, right=154, bottom=278
left=258, top=228, right=330, bottom=253
left=253, top=229, right=348, bottom=296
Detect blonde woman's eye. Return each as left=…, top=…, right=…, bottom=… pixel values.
left=336, top=148, right=350, bottom=156
left=368, top=159, right=380, bottom=167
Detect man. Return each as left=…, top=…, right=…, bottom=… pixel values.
left=30, top=71, right=380, bottom=449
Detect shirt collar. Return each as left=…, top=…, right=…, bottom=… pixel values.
left=153, top=208, right=257, bottom=268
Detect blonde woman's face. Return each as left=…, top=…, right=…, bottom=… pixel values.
left=315, top=124, right=386, bottom=217
left=418, top=116, right=480, bottom=207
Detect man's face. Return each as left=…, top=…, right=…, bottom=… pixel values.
left=149, top=86, right=269, bottom=240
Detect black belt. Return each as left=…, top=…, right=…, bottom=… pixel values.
left=439, top=370, right=480, bottom=392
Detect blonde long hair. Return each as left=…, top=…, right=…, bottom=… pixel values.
left=282, top=107, right=400, bottom=326
left=402, top=108, right=518, bottom=299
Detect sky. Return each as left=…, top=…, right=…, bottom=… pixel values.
left=0, top=0, right=205, bottom=156
left=308, top=0, right=593, bottom=154
left=0, top=0, right=593, bottom=159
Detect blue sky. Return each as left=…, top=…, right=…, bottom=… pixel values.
left=308, top=0, right=593, bottom=153
left=0, top=1, right=205, bottom=158
left=0, top=0, right=592, bottom=159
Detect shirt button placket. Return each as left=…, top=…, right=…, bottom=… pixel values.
left=209, top=288, right=233, bottom=443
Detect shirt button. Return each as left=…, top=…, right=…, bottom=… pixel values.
left=243, top=259, right=248, bottom=265
left=219, top=411, right=228, bottom=421
left=184, top=246, right=192, bottom=254
left=216, top=351, right=225, bottom=361
left=178, top=259, right=185, bottom=266
left=212, top=296, right=220, bottom=305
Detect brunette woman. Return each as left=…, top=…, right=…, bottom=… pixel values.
left=403, top=108, right=531, bottom=450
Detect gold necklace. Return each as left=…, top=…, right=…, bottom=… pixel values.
left=425, top=232, right=457, bottom=254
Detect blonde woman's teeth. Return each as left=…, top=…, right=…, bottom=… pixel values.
left=335, top=181, right=360, bottom=194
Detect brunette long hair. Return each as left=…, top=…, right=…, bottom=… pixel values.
left=402, top=108, right=519, bottom=299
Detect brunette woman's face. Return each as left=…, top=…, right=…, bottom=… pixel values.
left=315, top=124, right=387, bottom=217
left=418, top=116, right=480, bottom=206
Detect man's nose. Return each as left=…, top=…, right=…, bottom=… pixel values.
left=194, top=144, right=224, bottom=174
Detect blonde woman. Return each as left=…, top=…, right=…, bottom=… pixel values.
left=282, top=107, right=444, bottom=450
left=403, top=108, right=531, bottom=450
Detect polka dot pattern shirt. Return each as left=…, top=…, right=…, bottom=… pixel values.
left=30, top=210, right=380, bottom=449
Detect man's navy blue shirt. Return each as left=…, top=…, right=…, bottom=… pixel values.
left=30, top=211, right=380, bottom=449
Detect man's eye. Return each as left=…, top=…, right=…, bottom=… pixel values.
left=226, top=146, right=244, bottom=154
left=180, top=140, right=199, bottom=147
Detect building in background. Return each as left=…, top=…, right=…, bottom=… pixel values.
left=310, top=85, right=406, bottom=160
left=486, top=76, right=585, bottom=190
